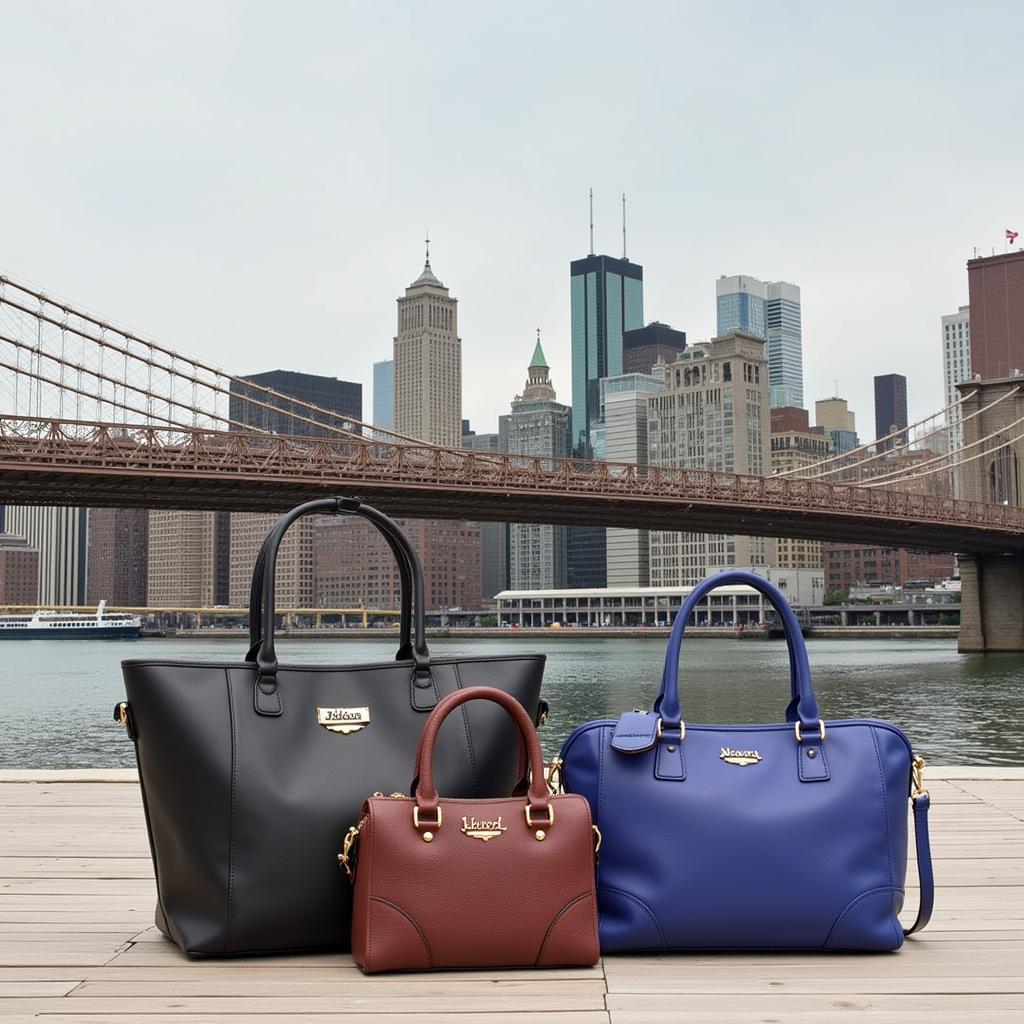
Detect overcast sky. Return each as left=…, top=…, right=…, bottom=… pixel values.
left=2, top=1, right=1021, bottom=437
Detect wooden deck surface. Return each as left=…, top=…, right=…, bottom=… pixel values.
left=1, top=767, right=1022, bottom=1023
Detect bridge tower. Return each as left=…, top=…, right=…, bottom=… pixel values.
left=956, top=376, right=1024, bottom=652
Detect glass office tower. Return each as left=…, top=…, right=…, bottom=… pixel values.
left=570, top=255, right=644, bottom=455
left=717, top=275, right=803, bottom=409
left=569, top=254, right=644, bottom=588
left=373, top=359, right=395, bottom=431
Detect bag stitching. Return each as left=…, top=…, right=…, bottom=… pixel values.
left=869, top=726, right=903, bottom=949
left=452, top=663, right=479, bottom=792
left=869, top=726, right=895, bottom=891
left=534, top=890, right=597, bottom=965
left=598, top=885, right=666, bottom=948
left=369, top=897, right=433, bottom=969
left=224, top=667, right=238, bottom=954
left=823, top=885, right=902, bottom=949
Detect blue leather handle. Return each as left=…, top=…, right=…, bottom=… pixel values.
left=656, top=570, right=821, bottom=731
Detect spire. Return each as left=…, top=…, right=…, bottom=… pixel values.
left=588, top=188, right=594, bottom=256
left=409, top=232, right=444, bottom=289
left=520, top=329, right=555, bottom=403
left=530, top=327, right=548, bottom=369
left=622, top=193, right=627, bottom=259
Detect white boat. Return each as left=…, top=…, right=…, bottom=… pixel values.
left=0, top=600, right=141, bottom=640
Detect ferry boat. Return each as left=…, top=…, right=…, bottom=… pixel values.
left=0, top=601, right=142, bottom=640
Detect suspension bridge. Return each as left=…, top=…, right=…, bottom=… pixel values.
left=1, top=271, right=1023, bottom=649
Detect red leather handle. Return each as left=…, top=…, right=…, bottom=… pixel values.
left=414, top=687, right=550, bottom=824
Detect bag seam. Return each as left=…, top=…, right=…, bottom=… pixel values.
left=369, top=897, right=433, bottom=969
left=598, top=884, right=666, bottom=948
left=823, top=885, right=903, bottom=949
left=224, top=667, right=238, bottom=954
left=453, top=663, right=479, bottom=792
left=534, top=890, right=597, bottom=965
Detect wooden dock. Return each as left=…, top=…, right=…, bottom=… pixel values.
left=1, top=767, right=1022, bottom=1022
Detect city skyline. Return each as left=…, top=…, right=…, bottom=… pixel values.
left=1, top=3, right=1020, bottom=445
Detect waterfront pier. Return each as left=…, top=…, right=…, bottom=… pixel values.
left=1, top=768, right=1022, bottom=1021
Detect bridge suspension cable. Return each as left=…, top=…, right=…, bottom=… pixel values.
left=861, top=413, right=1024, bottom=489
left=0, top=273, right=434, bottom=447
left=773, top=386, right=985, bottom=479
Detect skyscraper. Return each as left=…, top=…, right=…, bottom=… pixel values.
left=770, top=407, right=829, bottom=569
left=874, top=374, right=908, bottom=451
left=228, top=369, right=361, bottom=435
left=317, top=245, right=479, bottom=613
left=569, top=250, right=643, bottom=588
left=648, top=332, right=775, bottom=584
left=86, top=508, right=148, bottom=606
left=815, top=397, right=858, bottom=454
left=716, top=275, right=767, bottom=339
left=2, top=506, right=88, bottom=605
left=765, top=282, right=803, bottom=409
left=373, top=359, right=395, bottom=431
left=147, top=511, right=229, bottom=607
left=571, top=254, right=644, bottom=454
left=602, top=370, right=664, bottom=585
left=967, top=250, right=1024, bottom=380
left=499, top=339, right=571, bottom=590
left=394, top=243, right=461, bottom=447
left=717, top=275, right=804, bottom=409
left=942, top=306, right=972, bottom=408
left=941, top=305, right=971, bottom=464
left=621, top=322, right=686, bottom=375
left=462, top=428, right=509, bottom=603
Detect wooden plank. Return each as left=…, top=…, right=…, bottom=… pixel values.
left=0, top=982, right=611, bottom=1013
left=2, top=772, right=1024, bottom=1023
left=31, top=1016, right=610, bottom=1024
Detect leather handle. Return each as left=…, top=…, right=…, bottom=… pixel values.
left=413, top=687, right=550, bottom=824
left=656, top=570, right=821, bottom=732
left=247, top=512, right=415, bottom=662
left=250, top=497, right=430, bottom=716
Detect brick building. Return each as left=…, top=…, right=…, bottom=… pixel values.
left=86, top=509, right=149, bottom=606
left=314, top=518, right=482, bottom=612
left=824, top=544, right=955, bottom=591
left=967, top=250, right=1024, bottom=381
left=0, top=534, right=40, bottom=604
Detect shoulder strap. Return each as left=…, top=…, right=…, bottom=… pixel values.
left=904, top=793, right=933, bottom=936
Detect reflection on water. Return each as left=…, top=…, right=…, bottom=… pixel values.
left=1, top=635, right=1022, bottom=767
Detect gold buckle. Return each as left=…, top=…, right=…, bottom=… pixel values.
left=337, top=825, right=360, bottom=880
left=525, top=803, right=555, bottom=828
left=412, top=805, right=442, bottom=830
left=657, top=718, right=685, bottom=741
left=546, top=757, right=563, bottom=795
left=794, top=720, right=825, bottom=743
left=116, top=702, right=129, bottom=729
left=911, top=755, right=929, bottom=803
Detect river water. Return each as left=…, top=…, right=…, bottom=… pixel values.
left=2, top=635, right=1022, bottom=768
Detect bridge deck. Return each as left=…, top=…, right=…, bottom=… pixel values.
left=1, top=768, right=1022, bottom=1023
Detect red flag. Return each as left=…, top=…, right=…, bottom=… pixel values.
left=1008, top=229, right=1020, bottom=244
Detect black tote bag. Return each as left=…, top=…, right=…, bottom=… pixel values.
left=117, top=497, right=546, bottom=956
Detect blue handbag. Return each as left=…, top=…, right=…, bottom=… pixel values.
left=557, top=570, right=934, bottom=952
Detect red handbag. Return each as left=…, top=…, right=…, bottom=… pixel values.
left=340, top=686, right=600, bottom=973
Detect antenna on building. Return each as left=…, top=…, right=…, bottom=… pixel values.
left=622, top=193, right=627, bottom=259
left=424, top=230, right=431, bottom=267
left=588, top=189, right=594, bottom=256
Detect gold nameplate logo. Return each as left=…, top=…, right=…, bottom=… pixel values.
left=461, top=815, right=508, bottom=841
left=316, top=707, right=370, bottom=734
left=720, top=747, right=762, bottom=767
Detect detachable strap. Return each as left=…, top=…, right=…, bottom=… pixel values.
left=904, top=793, right=933, bottom=936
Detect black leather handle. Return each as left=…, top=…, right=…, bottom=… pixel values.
left=249, top=497, right=431, bottom=716
left=246, top=512, right=414, bottom=662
